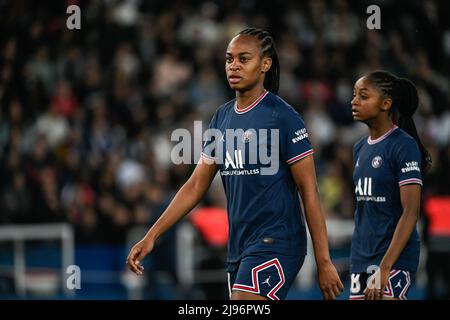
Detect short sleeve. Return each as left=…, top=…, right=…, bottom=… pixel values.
left=202, top=111, right=219, bottom=162
left=396, top=139, right=422, bottom=187
left=280, top=108, right=314, bottom=165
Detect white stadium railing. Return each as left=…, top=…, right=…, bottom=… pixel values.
left=0, top=223, right=75, bottom=297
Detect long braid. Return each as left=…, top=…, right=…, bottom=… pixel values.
left=239, top=28, right=280, bottom=95
left=366, top=70, right=432, bottom=172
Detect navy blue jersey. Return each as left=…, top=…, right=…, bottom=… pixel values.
left=350, top=126, right=422, bottom=273
left=202, top=91, right=313, bottom=263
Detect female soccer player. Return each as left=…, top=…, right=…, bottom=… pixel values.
left=349, top=71, right=431, bottom=300
left=127, top=28, right=343, bottom=300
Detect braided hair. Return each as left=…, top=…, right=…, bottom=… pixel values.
left=238, top=28, right=280, bottom=95
left=365, top=70, right=432, bottom=172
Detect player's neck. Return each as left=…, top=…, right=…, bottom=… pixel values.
left=368, top=120, right=395, bottom=140
left=235, top=86, right=266, bottom=110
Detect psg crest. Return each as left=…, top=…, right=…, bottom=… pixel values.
left=242, top=130, right=253, bottom=143
left=372, top=156, right=383, bottom=168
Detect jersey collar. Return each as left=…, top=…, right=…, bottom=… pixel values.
left=367, top=125, right=398, bottom=145
left=234, top=90, right=269, bottom=114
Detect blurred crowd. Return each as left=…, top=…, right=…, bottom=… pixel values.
left=0, top=0, right=449, bottom=249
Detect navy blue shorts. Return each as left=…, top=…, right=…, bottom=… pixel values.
left=349, top=269, right=414, bottom=300
left=226, top=253, right=305, bottom=300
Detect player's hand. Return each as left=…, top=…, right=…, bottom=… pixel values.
left=126, top=237, right=154, bottom=275
left=364, top=267, right=389, bottom=300
left=317, top=261, right=344, bottom=300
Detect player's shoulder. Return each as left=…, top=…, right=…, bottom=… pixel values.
left=213, top=98, right=235, bottom=119
left=265, top=92, right=304, bottom=120
left=353, top=135, right=367, bottom=153
left=389, top=127, right=420, bottom=156
left=218, top=98, right=235, bottom=113
left=390, top=127, right=417, bottom=144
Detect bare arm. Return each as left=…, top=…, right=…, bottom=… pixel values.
left=289, top=155, right=344, bottom=299
left=380, top=184, right=421, bottom=270
left=365, top=184, right=421, bottom=299
left=147, top=159, right=219, bottom=241
left=127, top=157, right=218, bottom=274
